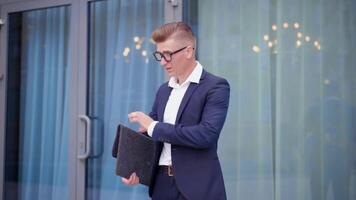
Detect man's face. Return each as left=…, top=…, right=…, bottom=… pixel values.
left=155, top=38, right=188, bottom=78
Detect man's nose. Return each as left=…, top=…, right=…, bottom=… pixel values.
left=160, top=59, right=167, bottom=66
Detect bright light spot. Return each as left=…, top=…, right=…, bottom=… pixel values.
left=272, top=24, right=277, bottom=31
left=134, top=36, right=140, bottom=43
left=142, top=50, right=147, bottom=57
left=268, top=41, right=273, bottom=48
left=283, top=22, right=289, bottom=28
left=294, top=23, right=300, bottom=29
left=296, top=40, right=302, bottom=47
left=297, top=32, right=303, bottom=38
left=123, top=47, right=130, bottom=57
left=263, top=35, right=269, bottom=41
left=305, top=36, right=310, bottom=42
left=252, top=45, right=260, bottom=53
left=314, top=41, right=319, bottom=47
left=136, top=44, right=141, bottom=50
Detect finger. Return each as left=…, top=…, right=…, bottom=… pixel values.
left=132, top=173, right=140, bottom=184
left=138, top=126, right=147, bottom=133
left=122, top=176, right=136, bottom=185
left=128, top=113, right=134, bottom=119
left=129, top=172, right=136, bottom=180
left=128, top=113, right=138, bottom=122
left=123, top=173, right=135, bottom=184
left=122, top=177, right=130, bottom=185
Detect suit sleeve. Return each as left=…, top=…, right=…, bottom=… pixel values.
left=152, top=79, right=230, bottom=149
left=148, top=88, right=159, bottom=121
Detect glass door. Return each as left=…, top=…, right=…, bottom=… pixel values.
left=2, top=5, right=70, bottom=200
left=82, top=0, right=165, bottom=199
left=0, top=1, right=79, bottom=200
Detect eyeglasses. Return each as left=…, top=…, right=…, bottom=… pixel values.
left=153, top=46, right=188, bottom=62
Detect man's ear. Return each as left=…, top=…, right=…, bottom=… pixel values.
left=186, top=46, right=195, bottom=59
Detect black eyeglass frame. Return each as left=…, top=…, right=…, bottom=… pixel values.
left=153, top=46, right=189, bottom=62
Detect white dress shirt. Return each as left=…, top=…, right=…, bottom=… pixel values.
left=147, top=61, right=203, bottom=166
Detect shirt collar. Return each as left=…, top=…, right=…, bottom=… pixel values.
left=168, top=61, right=203, bottom=88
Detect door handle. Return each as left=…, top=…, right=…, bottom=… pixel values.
left=78, top=115, right=91, bottom=160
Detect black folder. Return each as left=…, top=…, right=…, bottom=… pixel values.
left=112, top=124, right=157, bottom=186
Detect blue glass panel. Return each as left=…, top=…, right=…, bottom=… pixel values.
left=184, top=0, right=356, bottom=200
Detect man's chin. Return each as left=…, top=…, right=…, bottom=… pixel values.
left=166, top=72, right=175, bottom=77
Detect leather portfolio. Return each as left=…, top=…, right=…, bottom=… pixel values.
left=112, top=124, right=157, bottom=186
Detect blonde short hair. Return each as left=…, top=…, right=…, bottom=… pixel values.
left=151, top=22, right=196, bottom=46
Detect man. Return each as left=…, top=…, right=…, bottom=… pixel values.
left=123, top=22, right=230, bottom=200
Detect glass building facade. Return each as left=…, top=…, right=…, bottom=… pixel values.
left=0, top=0, right=355, bottom=200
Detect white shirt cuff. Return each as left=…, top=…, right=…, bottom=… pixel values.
left=147, top=121, right=158, bottom=137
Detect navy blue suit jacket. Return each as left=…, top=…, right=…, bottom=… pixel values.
left=148, top=69, right=230, bottom=200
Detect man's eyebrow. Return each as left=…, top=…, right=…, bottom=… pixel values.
left=157, top=50, right=173, bottom=53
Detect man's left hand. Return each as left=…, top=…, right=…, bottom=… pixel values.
left=128, top=111, right=154, bottom=130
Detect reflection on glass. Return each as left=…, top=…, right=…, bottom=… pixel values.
left=283, top=22, right=289, bottom=29
left=294, top=22, right=300, bottom=29
left=264, top=35, right=269, bottom=41
left=184, top=0, right=356, bottom=200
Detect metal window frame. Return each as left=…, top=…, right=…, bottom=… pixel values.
left=165, top=0, right=183, bottom=23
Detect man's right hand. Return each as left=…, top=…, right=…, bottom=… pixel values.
left=122, top=172, right=140, bottom=186
left=138, top=126, right=147, bottom=133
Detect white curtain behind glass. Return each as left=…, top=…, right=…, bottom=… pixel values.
left=275, top=1, right=356, bottom=200
left=87, top=0, right=164, bottom=199
left=194, top=0, right=356, bottom=200
left=19, top=7, right=70, bottom=200
left=197, top=1, right=274, bottom=199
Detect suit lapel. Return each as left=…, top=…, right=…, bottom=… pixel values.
left=175, top=70, right=207, bottom=124
left=175, top=83, right=199, bottom=124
